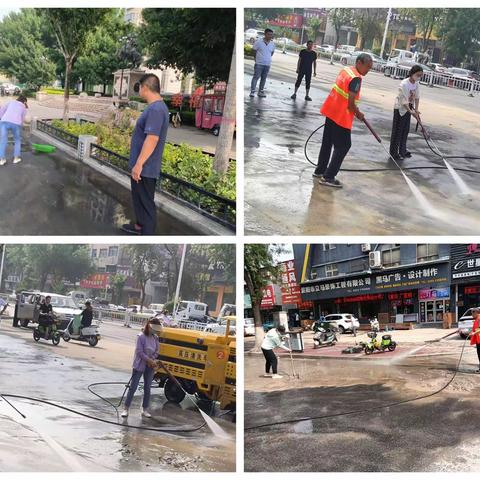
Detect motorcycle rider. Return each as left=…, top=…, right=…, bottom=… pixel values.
left=370, top=316, right=380, bottom=333
left=80, top=301, right=93, bottom=329
left=38, top=296, right=54, bottom=336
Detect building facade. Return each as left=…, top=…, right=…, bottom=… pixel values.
left=294, top=244, right=451, bottom=325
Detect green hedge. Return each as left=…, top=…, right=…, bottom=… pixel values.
left=244, top=44, right=255, bottom=57
left=40, top=88, right=75, bottom=95
left=50, top=119, right=235, bottom=201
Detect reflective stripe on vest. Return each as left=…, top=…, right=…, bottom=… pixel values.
left=320, top=66, right=361, bottom=130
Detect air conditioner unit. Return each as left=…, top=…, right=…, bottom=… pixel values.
left=361, top=243, right=371, bottom=252
left=369, top=251, right=382, bottom=268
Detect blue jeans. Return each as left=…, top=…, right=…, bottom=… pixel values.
left=0, top=121, right=22, bottom=159
left=251, top=64, right=270, bottom=93
left=124, top=367, right=155, bottom=409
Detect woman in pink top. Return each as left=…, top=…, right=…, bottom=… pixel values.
left=0, top=95, right=28, bottom=166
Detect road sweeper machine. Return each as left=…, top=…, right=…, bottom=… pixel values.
left=154, top=317, right=236, bottom=413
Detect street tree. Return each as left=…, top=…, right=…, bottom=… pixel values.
left=0, top=9, right=56, bottom=90
left=401, top=9, right=446, bottom=52
left=139, top=8, right=236, bottom=175
left=440, top=9, right=480, bottom=66
left=74, top=9, right=137, bottom=95
left=110, top=273, right=127, bottom=305
left=352, top=8, right=387, bottom=51
left=307, top=17, right=323, bottom=44
left=125, top=245, right=163, bottom=310
left=42, top=8, right=111, bottom=120
left=244, top=244, right=285, bottom=350
left=327, top=9, right=354, bottom=64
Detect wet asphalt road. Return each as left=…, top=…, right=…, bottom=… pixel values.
left=0, top=131, right=193, bottom=236
left=244, top=54, right=480, bottom=235
left=244, top=351, right=480, bottom=472
left=0, top=332, right=235, bottom=472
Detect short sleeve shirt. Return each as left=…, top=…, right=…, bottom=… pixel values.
left=298, top=49, right=317, bottom=72
left=129, top=100, right=169, bottom=178
left=349, top=77, right=362, bottom=93
left=253, top=39, right=275, bottom=66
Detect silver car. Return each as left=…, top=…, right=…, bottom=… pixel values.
left=458, top=307, right=478, bottom=338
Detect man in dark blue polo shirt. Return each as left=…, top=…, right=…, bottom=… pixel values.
left=122, top=73, right=169, bottom=235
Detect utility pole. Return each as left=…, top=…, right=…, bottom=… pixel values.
left=380, top=7, right=392, bottom=59
left=173, top=244, right=187, bottom=317
left=0, top=244, right=5, bottom=292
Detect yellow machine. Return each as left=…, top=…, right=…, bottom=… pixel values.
left=154, top=317, right=236, bottom=412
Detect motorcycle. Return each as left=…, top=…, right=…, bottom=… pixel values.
left=62, top=314, right=101, bottom=347
left=313, top=326, right=338, bottom=348
left=364, top=331, right=397, bottom=355
left=33, top=313, right=61, bottom=346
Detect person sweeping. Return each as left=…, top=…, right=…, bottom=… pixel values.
left=313, top=53, right=373, bottom=188
left=261, top=325, right=291, bottom=379
left=389, top=65, right=423, bottom=161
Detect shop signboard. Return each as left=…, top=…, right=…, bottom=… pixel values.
left=300, top=263, right=449, bottom=300
left=280, top=260, right=303, bottom=305
left=260, top=285, right=276, bottom=309
left=451, top=244, right=480, bottom=283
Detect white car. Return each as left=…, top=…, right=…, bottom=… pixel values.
left=319, top=44, right=335, bottom=53
left=244, top=317, right=255, bottom=336
left=341, top=51, right=386, bottom=69
left=245, top=29, right=264, bottom=45
left=458, top=308, right=477, bottom=338
left=324, top=313, right=360, bottom=334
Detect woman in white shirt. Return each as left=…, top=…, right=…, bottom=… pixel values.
left=389, top=65, right=423, bottom=161
left=261, top=325, right=291, bottom=379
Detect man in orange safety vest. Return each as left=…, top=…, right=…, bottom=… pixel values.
left=314, top=53, right=373, bottom=188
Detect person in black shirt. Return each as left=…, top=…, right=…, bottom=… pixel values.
left=38, top=296, right=54, bottom=333
left=80, top=301, right=93, bottom=329
left=291, top=41, right=317, bottom=101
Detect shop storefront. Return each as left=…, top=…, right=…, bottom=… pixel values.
left=300, top=261, right=450, bottom=325
left=451, top=244, right=480, bottom=318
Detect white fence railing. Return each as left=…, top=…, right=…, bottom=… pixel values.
left=384, top=65, right=480, bottom=95
left=92, top=308, right=152, bottom=326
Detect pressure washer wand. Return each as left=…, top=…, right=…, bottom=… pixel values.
left=362, top=117, right=404, bottom=170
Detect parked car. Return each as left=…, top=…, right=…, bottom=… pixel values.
left=448, top=67, right=474, bottom=80
left=319, top=44, right=335, bottom=53
left=323, top=313, right=360, bottom=334
left=338, top=45, right=356, bottom=54
left=0, top=83, right=21, bottom=96
left=244, top=317, right=255, bottom=336
left=340, top=51, right=387, bottom=70
left=245, top=28, right=264, bottom=45
left=458, top=308, right=477, bottom=338
left=275, top=37, right=299, bottom=48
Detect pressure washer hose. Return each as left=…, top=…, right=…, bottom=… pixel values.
left=0, top=376, right=207, bottom=434
left=245, top=335, right=471, bottom=431
left=304, top=121, right=480, bottom=172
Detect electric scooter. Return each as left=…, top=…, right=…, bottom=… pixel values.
left=62, top=314, right=101, bottom=347
left=33, top=313, right=61, bottom=346
left=313, top=326, right=338, bottom=348
left=364, top=330, right=397, bottom=355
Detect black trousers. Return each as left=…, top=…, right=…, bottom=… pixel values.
left=315, top=117, right=352, bottom=180
left=131, top=177, right=157, bottom=235
left=389, top=109, right=411, bottom=157
left=295, top=70, right=312, bottom=90
left=261, top=348, right=278, bottom=374
left=476, top=344, right=480, bottom=364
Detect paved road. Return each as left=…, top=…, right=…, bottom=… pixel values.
left=0, top=326, right=235, bottom=472
left=244, top=53, right=480, bottom=235
left=244, top=345, right=480, bottom=472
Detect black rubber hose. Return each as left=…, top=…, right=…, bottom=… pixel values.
left=245, top=336, right=470, bottom=431
left=0, top=393, right=206, bottom=433
left=304, top=122, right=480, bottom=171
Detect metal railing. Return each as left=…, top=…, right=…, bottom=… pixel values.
left=89, top=142, right=236, bottom=229
left=383, top=65, right=480, bottom=94
left=37, top=119, right=79, bottom=148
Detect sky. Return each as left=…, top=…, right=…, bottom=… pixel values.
left=0, top=8, right=17, bottom=20
left=271, top=244, right=294, bottom=263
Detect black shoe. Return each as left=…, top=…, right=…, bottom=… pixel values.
left=291, top=93, right=297, bottom=100
left=312, top=171, right=324, bottom=178
left=404, top=151, right=412, bottom=158
left=121, top=223, right=142, bottom=235
left=305, top=96, right=312, bottom=101
left=391, top=154, right=404, bottom=161
left=319, top=177, right=343, bottom=188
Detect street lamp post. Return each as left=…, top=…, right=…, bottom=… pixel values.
left=0, top=245, right=5, bottom=292
left=116, top=34, right=142, bottom=104
left=380, top=7, right=393, bottom=59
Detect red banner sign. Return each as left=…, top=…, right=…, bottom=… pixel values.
left=280, top=260, right=303, bottom=305
left=269, top=14, right=303, bottom=29
left=260, top=285, right=276, bottom=309
left=80, top=273, right=110, bottom=289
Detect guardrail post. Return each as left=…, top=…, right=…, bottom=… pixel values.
left=429, top=72, right=434, bottom=88
left=75, top=114, right=82, bottom=124
left=468, top=79, right=475, bottom=97
left=30, top=116, right=38, bottom=135
left=78, top=134, right=97, bottom=162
